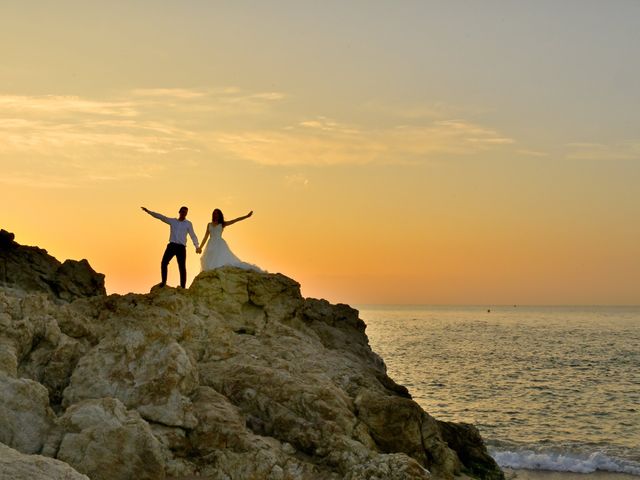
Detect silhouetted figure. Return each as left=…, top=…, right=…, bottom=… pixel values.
left=142, top=206, right=199, bottom=288
left=198, top=208, right=262, bottom=272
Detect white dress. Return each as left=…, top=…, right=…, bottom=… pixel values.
left=200, top=223, right=262, bottom=272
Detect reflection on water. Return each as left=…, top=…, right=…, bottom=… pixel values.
left=358, top=305, right=640, bottom=469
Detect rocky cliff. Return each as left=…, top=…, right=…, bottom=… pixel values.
left=0, top=231, right=504, bottom=480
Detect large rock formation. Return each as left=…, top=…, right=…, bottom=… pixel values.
left=0, top=231, right=503, bottom=480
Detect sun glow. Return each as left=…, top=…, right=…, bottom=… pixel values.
left=1, top=2, right=639, bottom=304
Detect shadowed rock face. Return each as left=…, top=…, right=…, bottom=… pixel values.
left=0, top=232, right=504, bottom=480
left=0, top=230, right=105, bottom=302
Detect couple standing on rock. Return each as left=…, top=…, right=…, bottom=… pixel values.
left=141, top=206, right=262, bottom=288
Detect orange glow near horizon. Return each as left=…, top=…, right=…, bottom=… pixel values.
left=4, top=174, right=638, bottom=305
left=1, top=3, right=639, bottom=305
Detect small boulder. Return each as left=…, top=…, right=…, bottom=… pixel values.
left=0, top=375, right=56, bottom=454
left=0, top=442, right=89, bottom=480
left=52, top=397, right=165, bottom=480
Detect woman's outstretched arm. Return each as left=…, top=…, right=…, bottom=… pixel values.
left=223, top=211, right=253, bottom=227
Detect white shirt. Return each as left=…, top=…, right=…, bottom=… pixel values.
left=146, top=210, right=199, bottom=248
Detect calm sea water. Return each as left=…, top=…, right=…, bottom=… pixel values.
left=357, top=305, right=640, bottom=476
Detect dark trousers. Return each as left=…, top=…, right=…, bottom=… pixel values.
left=161, top=242, right=187, bottom=288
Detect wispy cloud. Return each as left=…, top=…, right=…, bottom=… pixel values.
left=0, top=117, right=196, bottom=155
left=284, top=173, right=310, bottom=189
left=0, top=95, right=138, bottom=117
left=0, top=87, right=285, bottom=151
left=361, top=100, right=481, bottom=120
left=565, top=142, right=640, bottom=161
left=129, top=87, right=285, bottom=114
left=210, top=117, right=515, bottom=166
left=0, top=172, right=80, bottom=189
left=517, top=149, right=549, bottom=157
left=0, top=87, right=285, bottom=186
left=0, top=153, right=168, bottom=188
left=130, top=88, right=208, bottom=99
left=298, top=117, right=362, bottom=135
left=1, top=88, right=522, bottom=187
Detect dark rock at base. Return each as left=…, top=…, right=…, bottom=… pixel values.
left=438, top=420, right=505, bottom=480
left=0, top=229, right=105, bottom=301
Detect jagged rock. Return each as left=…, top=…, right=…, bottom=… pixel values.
left=150, top=423, right=196, bottom=477
left=187, top=386, right=343, bottom=479
left=52, top=259, right=106, bottom=303
left=50, top=397, right=165, bottom=480
left=63, top=329, right=199, bottom=428
left=0, top=442, right=89, bottom=480
left=0, top=288, right=87, bottom=409
left=0, top=232, right=504, bottom=480
left=438, top=421, right=506, bottom=480
left=345, top=453, right=431, bottom=480
left=0, top=375, right=56, bottom=454
left=354, top=388, right=462, bottom=478
left=0, top=229, right=15, bottom=246
left=0, top=230, right=105, bottom=302
left=188, top=386, right=251, bottom=453
left=195, top=440, right=336, bottom=480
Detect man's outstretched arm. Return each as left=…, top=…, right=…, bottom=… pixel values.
left=141, top=207, right=170, bottom=224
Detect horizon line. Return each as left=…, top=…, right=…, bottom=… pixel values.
left=353, top=303, right=640, bottom=308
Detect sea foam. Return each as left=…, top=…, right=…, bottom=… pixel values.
left=491, top=450, right=640, bottom=476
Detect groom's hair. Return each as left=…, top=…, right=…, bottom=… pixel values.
left=180, top=206, right=188, bottom=211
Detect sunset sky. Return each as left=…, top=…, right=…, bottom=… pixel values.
left=1, top=1, right=639, bottom=305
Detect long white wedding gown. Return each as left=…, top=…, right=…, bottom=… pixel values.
left=200, top=223, right=262, bottom=272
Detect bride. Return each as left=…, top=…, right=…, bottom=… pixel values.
left=197, top=208, right=262, bottom=272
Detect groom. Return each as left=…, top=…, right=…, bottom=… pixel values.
left=141, top=206, right=200, bottom=288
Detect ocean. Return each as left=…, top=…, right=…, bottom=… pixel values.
left=357, top=305, right=640, bottom=477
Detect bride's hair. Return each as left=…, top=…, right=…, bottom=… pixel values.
left=211, top=208, right=225, bottom=225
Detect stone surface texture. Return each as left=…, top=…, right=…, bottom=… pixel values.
left=0, top=231, right=503, bottom=480
left=0, top=442, right=89, bottom=480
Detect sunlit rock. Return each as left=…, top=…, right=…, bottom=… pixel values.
left=0, top=229, right=504, bottom=480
